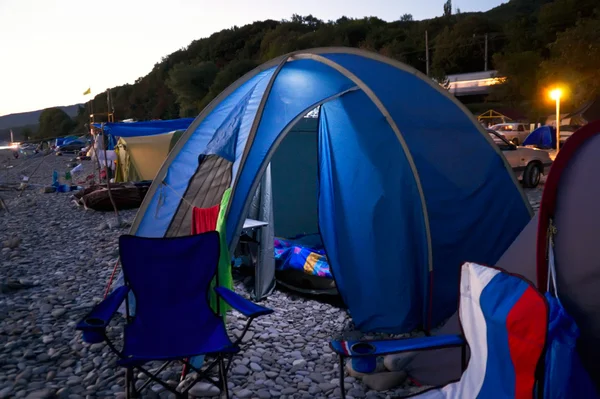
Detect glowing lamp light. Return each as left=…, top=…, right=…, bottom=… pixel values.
left=550, top=88, right=563, bottom=101
left=549, top=87, right=565, bottom=154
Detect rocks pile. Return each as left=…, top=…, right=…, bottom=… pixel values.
left=0, top=153, right=545, bottom=398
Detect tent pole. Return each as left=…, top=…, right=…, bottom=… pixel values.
left=101, top=123, right=122, bottom=226
left=90, top=129, right=103, bottom=184
left=425, top=31, right=430, bottom=77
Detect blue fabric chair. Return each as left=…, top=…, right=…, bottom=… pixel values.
left=76, top=231, right=273, bottom=398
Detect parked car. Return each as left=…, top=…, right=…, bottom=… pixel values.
left=489, top=123, right=531, bottom=145
left=487, top=129, right=552, bottom=188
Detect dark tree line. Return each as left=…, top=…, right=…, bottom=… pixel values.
left=27, top=0, right=600, bottom=140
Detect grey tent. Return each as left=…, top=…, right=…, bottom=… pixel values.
left=566, top=97, right=600, bottom=125
left=536, top=120, right=600, bottom=390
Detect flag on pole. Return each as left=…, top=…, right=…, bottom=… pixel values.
left=83, top=88, right=91, bottom=95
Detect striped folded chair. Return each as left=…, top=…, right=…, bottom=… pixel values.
left=331, top=262, right=548, bottom=398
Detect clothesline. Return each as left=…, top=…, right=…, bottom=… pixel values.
left=159, top=179, right=196, bottom=210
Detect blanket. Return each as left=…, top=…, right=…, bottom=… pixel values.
left=274, top=235, right=332, bottom=278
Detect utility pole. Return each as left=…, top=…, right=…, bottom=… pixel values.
left=484, top=33, right=488, bottom=71
left=425, top=30, right=430, bottom=77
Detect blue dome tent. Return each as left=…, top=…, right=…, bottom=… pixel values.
left=128, top=48, right=532, bottom=333
left=523, top=125, right=557, bottom=149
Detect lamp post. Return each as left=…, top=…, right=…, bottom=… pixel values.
left=550, top=88, right=563, bottom=154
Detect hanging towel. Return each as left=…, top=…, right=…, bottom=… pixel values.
left=215, top=188, right=233, bottom=316
left=191, top=204, right=220, bottom=235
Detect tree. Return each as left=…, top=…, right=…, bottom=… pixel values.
left=73, top=2, right=599, bottom=124
left=443, top=0, right=452, bottom=17
left=37, top=108, right=75, bottom=139
left=431, top=15, right=496, bottom=76
left=199, top=59, right=260, bottom=109
left=167, top=61, right=219, bottom=116
left=489, top=51, right=543, bottom=107
left=539, top=15, right=600, bottom=108
left=21, top=127, right=33, bottom=141
left=536, top=0, right=597, bottom=44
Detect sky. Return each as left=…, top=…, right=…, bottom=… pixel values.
left=0, top=0, right=505, bottom=117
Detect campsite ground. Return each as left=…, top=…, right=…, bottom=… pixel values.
left=0, top=151, right=543, bottom=399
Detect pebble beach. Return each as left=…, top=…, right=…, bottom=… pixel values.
left=0, top=150, right=543, bottom=399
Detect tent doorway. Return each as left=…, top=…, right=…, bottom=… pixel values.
left=271, top=117, right=319, bottom=238
left=246, top=116, right=338, bottom=295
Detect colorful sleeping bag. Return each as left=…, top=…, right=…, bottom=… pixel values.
left=274, top=234, right=332, bottom=278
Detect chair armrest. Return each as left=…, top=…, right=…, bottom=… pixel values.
left=215, top=287, right=273, bottom=318
left=76, top=285, right=130, bottom=332
left=330, top=334, right=465, bottom=357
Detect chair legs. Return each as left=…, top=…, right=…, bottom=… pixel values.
left=126, top=367, right=140, bottom=398
left=339, top=355, right=346, bottom=399
left=116, top=354, right=233, bottom=398
left=219, top=356, right=230, bottom=399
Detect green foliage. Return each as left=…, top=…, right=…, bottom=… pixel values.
left=199, top=59, right=260, bottom=110
left=539, top=15, right=600, bottom=107
left=444, top=0, right=452, bottom=17
left=431, top=15, right=498, bottom=77
left=490, top=51, right=542, bottom=106
left=21, top=127, right=33, bottom=141
left=167, top=62, right=219, bottom=117
left=72, top=0, right=599, bottom=124
left=535, top=0, right=597, bottom=44
left=37, top=108, right=75, bottom=139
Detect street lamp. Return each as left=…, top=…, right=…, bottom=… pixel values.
left=550, top=88, right=563, bottom=153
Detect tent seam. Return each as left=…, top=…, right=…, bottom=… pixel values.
left=224, top=55, right=293, bottom=234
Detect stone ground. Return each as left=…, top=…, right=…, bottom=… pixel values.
left=0, top=150, right=543, bottom=399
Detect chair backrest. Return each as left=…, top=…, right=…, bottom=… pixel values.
left=118, top=231, right=221, bottom=339
left=417, top=263, right=548, bottom=398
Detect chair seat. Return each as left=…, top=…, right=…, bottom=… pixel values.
left=119, top=313, right=238, bottom=366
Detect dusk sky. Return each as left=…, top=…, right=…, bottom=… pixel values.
left=0, top=0, right=505, bottom=116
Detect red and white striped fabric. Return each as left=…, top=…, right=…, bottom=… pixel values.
left=414, top=262, right=547, bottom=398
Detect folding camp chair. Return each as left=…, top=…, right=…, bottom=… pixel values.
left=331, top=262, right=548, bottom=398
left=76, top=231, right=273, bottom=398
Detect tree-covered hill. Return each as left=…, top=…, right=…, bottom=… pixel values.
left=82, top=0, right=598, bottom=125
left=8, top=0, right=600, bottom=140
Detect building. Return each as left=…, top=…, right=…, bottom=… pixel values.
left=446, top=70, right=505, bottom=99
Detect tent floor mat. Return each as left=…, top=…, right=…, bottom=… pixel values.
left=275, top=269, right=339, bottom=296
left=276, top=278, right=339, bottom=296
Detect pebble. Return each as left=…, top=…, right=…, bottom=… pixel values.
left=233, top=364, right=250, bottom=375
left=51, top=308, right=66, bottom=318
left=257, top=390, right=271, bottom=399
left=250, top=362, right=263, bottom=372
left=0, top=155, right=544, bottom=399
left=292, top=359, right=306, bottom=367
